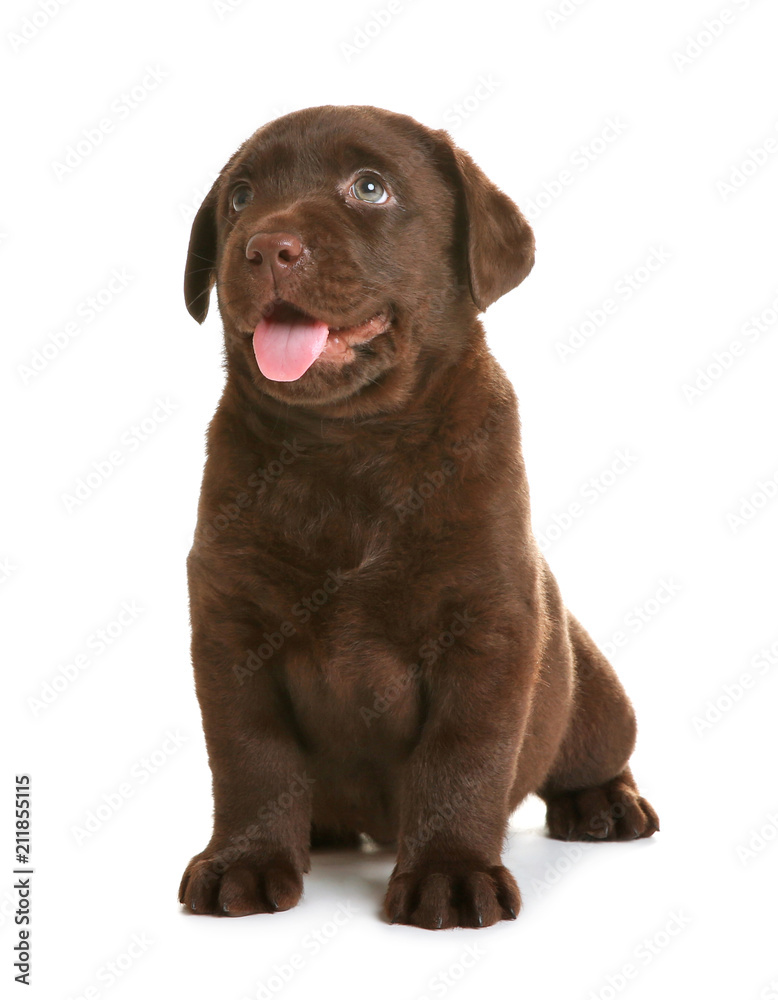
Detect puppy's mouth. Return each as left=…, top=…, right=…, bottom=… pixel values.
left=250, top=302, right=391, bottom=382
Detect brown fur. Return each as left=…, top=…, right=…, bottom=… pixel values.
left=177, top=105, right=658, bottom=930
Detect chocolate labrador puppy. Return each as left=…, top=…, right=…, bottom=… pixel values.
left=178, top=105, right=658, bottom=930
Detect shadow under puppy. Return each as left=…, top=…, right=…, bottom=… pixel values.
left=178, top=105, right=658, bottom=930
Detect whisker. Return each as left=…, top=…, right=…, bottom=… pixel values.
left=186, top=285, right=213, bottom=305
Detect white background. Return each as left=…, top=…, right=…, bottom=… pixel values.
left=3, top=0, right=777, bottom=997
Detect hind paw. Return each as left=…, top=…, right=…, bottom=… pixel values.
left=546, top=775, right=659, bottom=842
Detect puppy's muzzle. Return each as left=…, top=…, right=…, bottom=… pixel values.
left=245, top=231, right=304, bottom=283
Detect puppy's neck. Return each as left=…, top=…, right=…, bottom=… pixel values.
left=221, top=326, right=499, bottom=449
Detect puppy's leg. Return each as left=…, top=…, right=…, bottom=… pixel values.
left=178, top=707, right=312, bottom=915
left=179, top=582, right=312, bottom=916
left=384, top=631, right=526, bottom=930
left=538, top=614, right=659, bottom=842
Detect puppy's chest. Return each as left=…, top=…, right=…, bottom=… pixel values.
left=256, top=445, right=438, bottom=570
left=256, top=471, right=440, bottom=690
left=243, top=441, right=470, bottom=662
left=284, top=641, right=423, bottom=754
left=241, top=447, right=470, bottom=748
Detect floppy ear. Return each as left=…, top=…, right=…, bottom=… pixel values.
left=184, top=180, right=220, bottom=323
left=442, top=139, right=535, bottom=312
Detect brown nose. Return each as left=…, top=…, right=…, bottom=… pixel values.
left=245, top=232, right=303, bottom=270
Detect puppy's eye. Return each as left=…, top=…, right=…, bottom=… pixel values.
left=231, top=185, right=254, bottom=212
left=350, top=175, right=388, bottom=204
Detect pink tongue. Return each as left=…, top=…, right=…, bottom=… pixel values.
left=252, top=315, right=330, bottom=382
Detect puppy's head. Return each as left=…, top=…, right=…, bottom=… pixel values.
left=184, top=106, right=534, bottom=414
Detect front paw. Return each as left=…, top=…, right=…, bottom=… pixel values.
left=179, top=851, right=303, bottom=916
left=384, top=860, right=520, bottom=929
